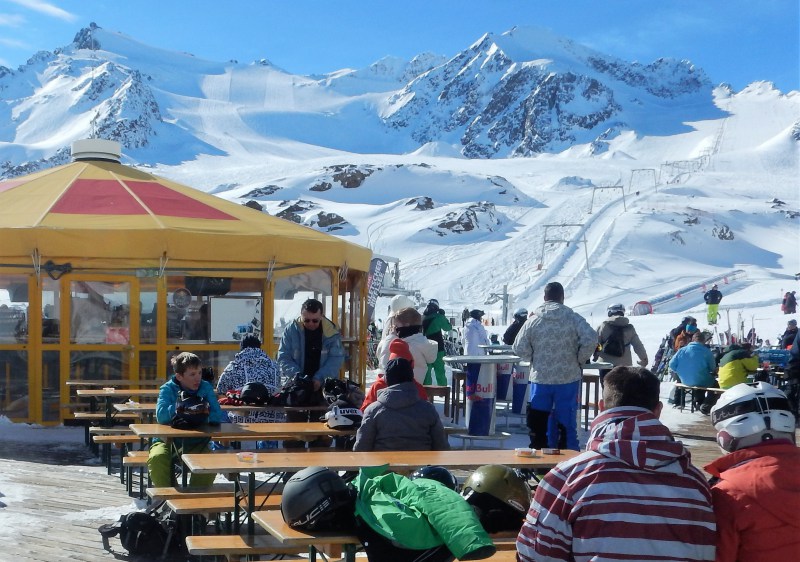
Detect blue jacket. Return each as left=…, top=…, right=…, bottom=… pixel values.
left=277, top=316, right=345, bottom=385
left=155, top=376, right=224, bottom=445
left=669, top=342, right=717, bottom=387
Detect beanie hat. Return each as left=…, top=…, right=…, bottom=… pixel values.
left=388, top=338, right=414, bottom=366
left=470, top=309, right=485, bottom=320
left=686, top=324, right=698, bottom=333
left=385, top=358, right=414, bottom=386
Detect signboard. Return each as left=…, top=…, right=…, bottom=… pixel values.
left=365, top=257, right=388, bottom=321
left=209, top=297, right=261, bottom=342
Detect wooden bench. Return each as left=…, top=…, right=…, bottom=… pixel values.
left=122, top=450, right=150, bottom=498
left=73, top=412, right=140, bottom=448
left=185, top=534, right=305, bottom=561
left=253, top=510, right=358, bottom=562
left=673, top=383, right=725, bottom=413
left=450, top=432, right=512, bottom=450
left=92, top=433, right=146, bottom=476
left=167, top=494, right=281, bottom=515
left=147, top=483, right=238, bottom=501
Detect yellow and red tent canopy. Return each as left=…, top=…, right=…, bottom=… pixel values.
left=0, top=160, right=371, bottom=275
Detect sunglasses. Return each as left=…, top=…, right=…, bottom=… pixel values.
left=302, top=317, right=321, bottom=325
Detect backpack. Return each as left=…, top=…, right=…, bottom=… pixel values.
left=98, top=501, right=181, bottom=558
left=601, top=325, right=626, bottom=357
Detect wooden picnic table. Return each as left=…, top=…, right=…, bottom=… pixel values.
left=183, top=447, right=578, bottom=535
left=116, top=402, right=328, bottom=422
left=75, top=388, right=162, bottom=427
left=66, top=379, right=162, bottom=387
left=131, top=421, right=358, bottom=488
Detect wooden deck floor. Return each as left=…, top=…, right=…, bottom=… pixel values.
left=0, top=417, right=794, bottom=562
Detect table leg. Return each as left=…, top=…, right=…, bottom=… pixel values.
left=248, top=471, right=255, bottom=536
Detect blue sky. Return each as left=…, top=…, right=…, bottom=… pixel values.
left=0, top=0, right=797, bottom=92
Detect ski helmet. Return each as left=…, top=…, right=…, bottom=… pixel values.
left=711, top=382, right=796, bottom=452
left=462, top=465, right=532, bottom=533
left=239, top=381, right=271, bottom=405
left=409, top=465, right=459, bottom=490
left=280, top=467, right=353, bottom=530
left=513, top=308, right=528, bottom=321
left=171, top=392, right=209, bottom=429
left=324, top=400, right=363, bottom=429
left=390, top=294, right=416, bottom=314
left=607, top=303, right=625, bottom=317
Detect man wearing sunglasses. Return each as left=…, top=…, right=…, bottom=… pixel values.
left=278, top=298, right=345, bottom=447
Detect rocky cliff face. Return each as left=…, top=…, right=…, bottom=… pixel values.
left=383, top=30, right=712, bottom=157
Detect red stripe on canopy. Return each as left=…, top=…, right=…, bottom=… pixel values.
left=125, top=181, right=237, bottom=220
left=50, top=179, right=146, bottom=215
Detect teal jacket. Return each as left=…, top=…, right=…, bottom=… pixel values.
left=353, top=466, right=495, bottom=559
left=154, top=376, right=224, bottom=447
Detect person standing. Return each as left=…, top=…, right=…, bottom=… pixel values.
left=461, top=307, right=470, bottom=327
left=502, top=307, right=528, bottom=345
left=669, top=331, right=719, bottom=414
left=422, top=299, right=452, bottom=385
left=516, top=366, right=716, bottom=562
left=216, top=334, right=281, bottom=448
left=781, top=290, right=797, bottom=314
left=462, top=309, right=490, bottom=415
left=376, top=294, right=416, bottom=369
left=277, top=298, right=345, bottom=447
left=704, top=283, right=723, bottom=325
left=594, top=303, right=648, bottom=385
left=779, top=319, right=797, bottom=349
left=512, top=282, right=596, bottom=451
left=705, top=382, right=799, bottom=562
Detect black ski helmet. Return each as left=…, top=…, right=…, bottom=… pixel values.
left=409, top=465, right=459, bottom=490
left=239, top=381, right=271, bottom=405
left=280, top=467, right=352, bottom=530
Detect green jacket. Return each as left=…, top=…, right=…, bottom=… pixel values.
left=423, top=312, right=452, bottom=352
left=353, top=466, right=495, bottom=559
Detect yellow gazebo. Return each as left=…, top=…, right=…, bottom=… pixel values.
left=0, top=140, right=372, bottom=424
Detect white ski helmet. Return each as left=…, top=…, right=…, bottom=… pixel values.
left=607, top=303, right=626, bottom=317
left=513, top=308, right=528, bottom=321
left=324, top=401, right=363, bottom=429
left=710, top=382, right=796, bottom=452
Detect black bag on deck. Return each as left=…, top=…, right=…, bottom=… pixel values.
left=601, top=325, right=626, bottom=357
left=98, top=501, right=181, bottom=558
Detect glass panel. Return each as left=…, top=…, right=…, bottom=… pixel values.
left=273, top=269, right=332, bottom=340
left=0, top=275, right=28, bottom=344
left=42, top=277, right=61, bottom=343
left=0, top=350, right=27, bottom=420
left=42, top=351, right=59, bottom=422
left=139, top=351, right=160, bottom=383
left=70, top=351, right=126, bottom=381
left=70, top=280, right=130, bottom=344
left=139, top=279, right=158, bottom=344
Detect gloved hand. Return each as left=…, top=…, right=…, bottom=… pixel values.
left=638, top=359, right=648, bottom=367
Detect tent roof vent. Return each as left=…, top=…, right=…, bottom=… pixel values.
left=71, top=139, right=122, bottom=163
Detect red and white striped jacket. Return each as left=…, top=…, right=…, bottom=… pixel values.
left=516, top=407, right=716, bottom=562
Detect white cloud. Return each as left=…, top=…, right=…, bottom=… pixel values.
left=6, top=0, right=77, bottom=22
left=0, top=13, right=25, bottom=26
left=0, top=37, right=29, bottom=49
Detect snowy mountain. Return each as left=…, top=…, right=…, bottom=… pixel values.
left=0, top=23, right=798, bottom=334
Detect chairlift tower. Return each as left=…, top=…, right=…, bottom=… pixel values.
left=540, top=224, right=589, bottom=271
left=589, top=180, right=626, bottom=213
